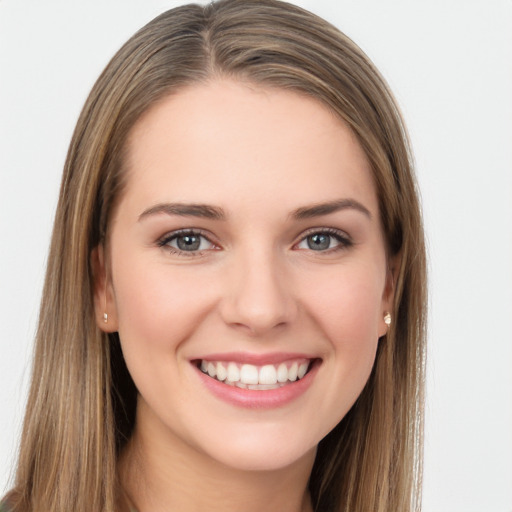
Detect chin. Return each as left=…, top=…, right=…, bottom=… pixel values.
left=194, top=426, right=319, bottom=473
left=210, top=446, right=315, bottom=473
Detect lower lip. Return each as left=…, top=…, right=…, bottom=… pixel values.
left=193, top=361, right=319, bottom=409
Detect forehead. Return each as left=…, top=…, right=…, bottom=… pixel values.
left=122, top=79, right=377, bottom=216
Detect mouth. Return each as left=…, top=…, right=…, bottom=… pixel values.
left=194, top=358, right=317, bottom=390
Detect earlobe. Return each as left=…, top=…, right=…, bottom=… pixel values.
left=379, top=254, right=400, bottom=338
left=91, top=245, right=118, bottom=332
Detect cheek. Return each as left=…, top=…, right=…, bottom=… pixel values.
left=307, top=265, right=384, bottom=330
left=111, top=255, right=214, bottom=353
left=301, top=264, right=384, bottom=373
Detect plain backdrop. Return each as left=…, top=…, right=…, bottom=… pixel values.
left=1, top=1, right=511, bottom=511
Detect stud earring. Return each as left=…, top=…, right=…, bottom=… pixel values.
left=103, top=289, right=108, bottom=324
left=383, top=312, right=392, bottom=326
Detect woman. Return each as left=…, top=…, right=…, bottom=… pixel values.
left=3, top=0, right=427, bottom=511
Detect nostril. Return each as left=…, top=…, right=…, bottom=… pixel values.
left=227, top=320, right=286, bottom=337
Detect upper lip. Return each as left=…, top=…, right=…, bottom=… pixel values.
left=191, top=352, right=317, bottom=365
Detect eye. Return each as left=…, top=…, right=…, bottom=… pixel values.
left=295, top=229, right=352, bottom=252
left=158, top=230, right=217, bottom=255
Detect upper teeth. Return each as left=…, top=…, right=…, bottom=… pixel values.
left=200, top=360, right=310, bottom=386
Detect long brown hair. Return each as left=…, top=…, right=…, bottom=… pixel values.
left=7, top=1, right=427, bottom=511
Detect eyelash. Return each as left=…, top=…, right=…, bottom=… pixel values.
left=157, top=229, right=217, bottom=257
left=157, top=227, right=353, bottom=257
left=294, top=227, right=353, bottom=254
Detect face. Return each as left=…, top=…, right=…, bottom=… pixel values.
left=96, top=80, right=393, bottom=472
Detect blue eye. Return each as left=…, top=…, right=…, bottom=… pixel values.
left=158, top=230, right=215, bottom=254
left=296, top=230, right=351, bottom=252
left=305, top=233, right=332, bottom=251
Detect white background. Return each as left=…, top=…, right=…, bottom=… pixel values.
left=1, top=1, right=511, bottom=510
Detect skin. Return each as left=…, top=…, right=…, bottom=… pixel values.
left=94, top=79, right=394, bottom=512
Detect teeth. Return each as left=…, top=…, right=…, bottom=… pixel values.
left=277, top=363, right=288, bottom=383
left=240, top=364, right=259, bottom=384
left=216, top=362, right=227, bottom=381
left=227, top=362, right=240, bottom=383
left=288, top=362, right=298, bottom=381
left=259, top=364, right=277, bottom=385
left=298, top=362, right=308, bottom=379
left=235, top=382, right=286, bottom=390
left=199, top=359, right=312, bottom=387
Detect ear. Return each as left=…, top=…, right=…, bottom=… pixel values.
left=91, top=245, right=119, bottom=332
left=378, top=253, right=400, bottom=338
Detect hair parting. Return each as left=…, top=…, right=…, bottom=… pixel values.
left=5, top=2, right=426, bottom=511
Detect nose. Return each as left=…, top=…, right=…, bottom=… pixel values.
left=219, top=247, right=297, bottom=336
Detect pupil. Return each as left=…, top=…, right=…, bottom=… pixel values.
left=308, top=234, right=330, bottom=251
left=177, top=235, right=200, bottom=251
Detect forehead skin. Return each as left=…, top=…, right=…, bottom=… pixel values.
left=119, top=79, right=379, bottom=228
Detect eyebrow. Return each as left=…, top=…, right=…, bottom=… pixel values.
left=291, top=199, right=372, bottom=220
left=138, top=203, right=226, bottom=221
left=138, top=198, right=371, bottom=222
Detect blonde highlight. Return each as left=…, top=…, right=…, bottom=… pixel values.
left=7, top=2, right=427, bottom=511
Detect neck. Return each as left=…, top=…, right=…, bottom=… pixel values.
left=119, top=400, right=315, bottom=512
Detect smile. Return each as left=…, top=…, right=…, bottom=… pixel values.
left=198, top=359, right=312, bottom=390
